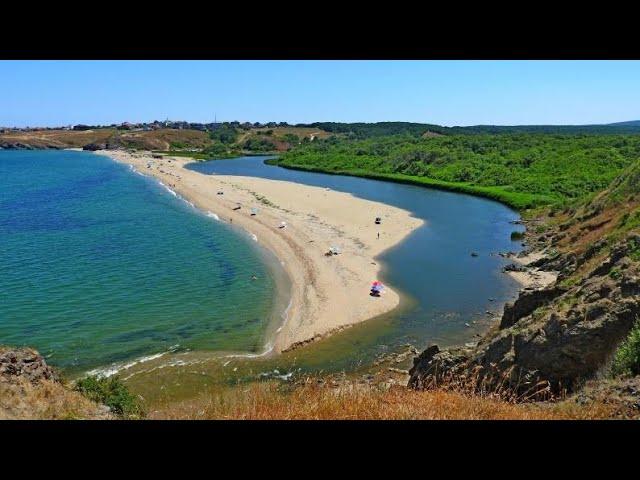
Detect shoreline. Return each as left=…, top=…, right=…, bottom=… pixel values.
left=95, top=150, right=424, bottom=354
left=505, top=250, right=557, bottom=289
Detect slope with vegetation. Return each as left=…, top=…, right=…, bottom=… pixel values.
left=0, top=347, right=114, bottom=419
left=296, top=120, right=640, bottom=136
left=0, top=125, right=333, bottom=158
left=274, top=133, right=640, bottom=209
left=409, top=158, right=640, bottom=411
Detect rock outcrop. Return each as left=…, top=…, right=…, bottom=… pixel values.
left=0, top=347, right=59, bottom=383
left=500, top=286, right=565, bottom=329
left=0, top=346, right=113, bottom=420
left=82, top=142, right=106, bottom=151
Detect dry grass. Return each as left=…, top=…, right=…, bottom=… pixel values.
left=252, top=127, right=332, bottom=140
left=0, top=128, right=212, bottom=151
left=0, top=378, right=112, bottom=420
left=0, top=129, right=116, bottom=148
left=149, top=380, right=615, bottom=420
left=119, top=129, right=211, bottom=150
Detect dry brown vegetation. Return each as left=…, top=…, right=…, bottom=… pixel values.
left=252, top=126, right=332, bottom=140
left=1, top=126, right=332, bottom=152
left=0, top=129, right=116, bottom=148
left=0, top=377, right=112, bottom=420
left=149, top=380, right=615, bottom=420
left=118, top=129, right=211, bottom=150
left=0, top=128, right=212, bottom=151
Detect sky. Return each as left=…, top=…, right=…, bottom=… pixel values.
left=1, top=60, right=639, bottom=128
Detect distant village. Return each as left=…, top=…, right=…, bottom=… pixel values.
left=0, top=120, right=294, bottom=134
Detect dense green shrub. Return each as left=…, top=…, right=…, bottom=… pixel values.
left=611, top=320, right=640, bottom=377
left=244, top=137, right=276, bottom=152
left=74, top=375, right=145, bottom=418
left=209, top=125, right=238, bottom=144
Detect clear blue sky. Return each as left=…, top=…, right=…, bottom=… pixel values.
left=2, top=60, right=639, bottom=128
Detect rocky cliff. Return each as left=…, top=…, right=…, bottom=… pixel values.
left=409, top=161, right=640, bottom=401
left=0, top=347, right=112, bottom=419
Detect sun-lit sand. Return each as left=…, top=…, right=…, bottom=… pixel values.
left=506, top=251, right=557, bottom=289
left=97, top=150, right=423, bottom=352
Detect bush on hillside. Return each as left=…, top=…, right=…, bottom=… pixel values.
left=611, top=319, right=640, bottom=377
left=74, top=375, right=145, bottom=418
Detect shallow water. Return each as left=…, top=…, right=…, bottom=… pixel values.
left=0, top=150, right=289, bottom=374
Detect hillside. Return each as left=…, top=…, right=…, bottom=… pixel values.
left=0, top=126, right=334, bottom=158
left=275, top=133, right=640, bottom=209
left=409, top=160, right=640, bottom=409
left=0, top=128, right=212, bottom=151
left=295, top=121, right=640, bottom=137
left=607, top=120, right=640, bottom=127
left=0, top=347, right=112, bottom=419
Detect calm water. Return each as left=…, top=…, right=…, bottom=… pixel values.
left=0, top=150, right=288, bottom=374
left=188, top=156, right=524, bottom=348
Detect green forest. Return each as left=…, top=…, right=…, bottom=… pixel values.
left=296, top=121, right=640, bottom=138
left=274, top=133, right=640, bottom=210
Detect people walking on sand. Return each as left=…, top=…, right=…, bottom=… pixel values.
left=377, top=232, right=380, bottom=239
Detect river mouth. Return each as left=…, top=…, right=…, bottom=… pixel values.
left=117, top=155, right=525, bottom=405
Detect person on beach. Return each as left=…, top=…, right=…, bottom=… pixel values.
left=377, top=232, right=380, bottom=239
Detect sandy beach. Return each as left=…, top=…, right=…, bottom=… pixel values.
left=96, top=150, right=423, bottom=353
left=506, top=251, right=557, bottom=289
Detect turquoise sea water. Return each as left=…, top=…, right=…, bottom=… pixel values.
left=0, top=150, right=287, bottom=374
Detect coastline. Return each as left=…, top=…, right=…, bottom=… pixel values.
left=505, top=250, right=557, bottom=289
left=95, top=150, right=424, bottom=354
